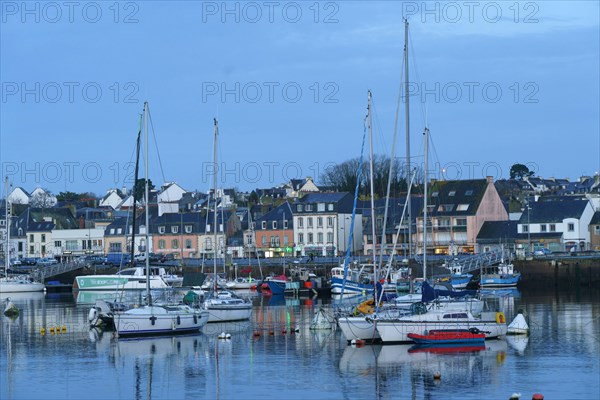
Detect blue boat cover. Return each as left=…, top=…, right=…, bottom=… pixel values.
left=421, top=281, right=477, bottom=303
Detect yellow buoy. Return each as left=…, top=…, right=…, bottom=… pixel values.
left=61, top=325, right=67, bottom=333
left=40, top=328, right=46, bottom=335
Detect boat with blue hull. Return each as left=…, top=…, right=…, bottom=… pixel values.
left=330, top=266, right=374, bottom=295
left=480, top=262, right=521, bottom=288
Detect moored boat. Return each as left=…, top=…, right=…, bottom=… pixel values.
left=407, top=328, right=486, bottom=345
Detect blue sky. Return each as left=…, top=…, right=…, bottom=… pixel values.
left=1, top=1, right=599, bottom=196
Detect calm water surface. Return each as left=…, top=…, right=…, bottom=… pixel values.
left=1, top=287, right=598, bottom=400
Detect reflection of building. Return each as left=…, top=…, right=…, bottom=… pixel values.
left=590, top=212, right=600, bottom=251
left=416, top=177, right=508, bottom=255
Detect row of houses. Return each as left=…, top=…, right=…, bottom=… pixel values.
left=1, top=175, right=599, bottom=262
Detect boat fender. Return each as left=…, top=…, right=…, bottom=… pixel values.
left=495, top=312, right=506, bottom=324
left=88, top=308, right=98, bottom=323
left=193, top=315, right=198, bottom=324
left=177, top=315, right=181, bottom=325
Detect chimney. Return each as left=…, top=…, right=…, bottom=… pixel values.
left=486, top=176, right=493, bottom=184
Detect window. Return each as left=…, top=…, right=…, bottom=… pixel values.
left=158, top=226, right=165, bottom=234
left=29, top=245, right=34, bottom=253
left=185, top=225, right=192, bottom=233
left=455, top=218, right=467, bottom=226
left=595, top=226, right=600, bottom=235
left=438, top=204, right=453, bottom=212
left=297, top=204, right=303, bottom=212
left=306, top=204, right=313, bottom=212
left=206, top=224, right=211, bottom=233
left=431, top=192, right=439, bottom=197
left=298, top=217, right=303, bottom=228
left=41, top=234, right=46, bottom=242
left=522, top=225, right=529, bottom=233
left=307, top=217, right=313, bottom=228
left=327, top=217, right=333, bottom=227
left=261, top=236, right=267, bottom=246
left=109, top=242, right=122, bottom=252
left=185, top=239, right=192, bottom=249
left=317, top=217, right=323, bottom=228
left=298, top=233, right=304, bottom=244
left=465, top=190, right=473, bottom=196
left=270, top=236, right=276, bottom=246
left=327, top=232, right=334, bottom=243
left=272, top=221, right=277, bottom=229
left=158, top=240, right=165, bottom=249
left=171, top=226, right=178, bottom=234
left=205, top=238, right=212, bottom=250
left=568, top=223, right=575, bottom=232
left=283, top=235, right=289, bottom=245
left=541, top=224, right=547, bottom=232
left=30, top=234, right=34, bottom=242
left=328, top=204, right=334, bottom=211
left=317, top=203, right=325, bottom=212
left=41, top=245, right=46, bottom=254
left=66, top=240, right=77, bottom=251
left=448, top=191, right=456, bottom=196
left=171, top=239, right=179, bottom=249
left=262, top=221, right=267, bottom=229
left=457, top=204, right=469, bottom=211
left=110, top=228, right=115, bottom=235
left=283, top=220, right=288, bottom=229
left=117, top=228, right=122, bottom=234
left=317, top=233, right=323, bottom=243
left=550, top=224, right=556, bottom=232
left=54, top=241, right=61, bottom=248
left=308, top=233, right=313, bottom=243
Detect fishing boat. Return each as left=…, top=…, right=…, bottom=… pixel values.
left=407, top=328, right=486, bottom=345
left=480, top=250, right=521, bottom=288
left=202, top=119, right=252, bottom=323
left=330, top=265, right=374, bottom=295
left=115, top=102, right=209, bottom=337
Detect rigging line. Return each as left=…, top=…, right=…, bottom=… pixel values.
left=146, top=104, right=168, bottom=190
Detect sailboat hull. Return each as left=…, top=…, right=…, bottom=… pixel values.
left=75, top=275, right=168, bottom=291
left=0, top=278, right=45, bottom=293
left=331, top=277, right=374, bottom=295
left=116, top=306, right=209, bottom=336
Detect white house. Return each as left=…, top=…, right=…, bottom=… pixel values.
left=51, top=228, right=105, bottom=258
left=158, top=182, right=187, bottom=216
left=8, top=187, right=31, bottom=205
left=99, top=189, right=126, bottom=210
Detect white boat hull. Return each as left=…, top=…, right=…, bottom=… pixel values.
left=116, top=305, right=209, bottom=336
left=206, top=303, right=253, bottom=322
left=375, top=313, right=507, bottom=343
left=337, top=315, right=380, bottom=342
left=75, top=275, right=168, bottom=291
left=0, top=278, right=45, bottom=293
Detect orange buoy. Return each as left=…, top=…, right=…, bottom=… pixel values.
left=351, top=339, right=365, bottom=347
left=532, top=394, right=544, bottom=400
left=253, top=331, right=260, bottom=337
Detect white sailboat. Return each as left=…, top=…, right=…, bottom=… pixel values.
left=203, top=119, right=252, bottom=323
left=116, top=102, right=209, bottom=337
left=1, top=177, right=45, bottom=294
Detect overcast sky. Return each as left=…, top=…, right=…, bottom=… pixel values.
left=1, top=1, right=599, bottom=197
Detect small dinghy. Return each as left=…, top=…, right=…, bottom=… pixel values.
left=407, top=328, right=486, bottom=345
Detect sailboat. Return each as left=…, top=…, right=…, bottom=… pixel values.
left=115, top=102, right=209, bottom=337
left=202, top=119, right=253, bottom=323
left=1, top=177, right=45, bottom=294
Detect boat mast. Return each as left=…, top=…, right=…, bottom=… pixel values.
left=404, top=19, right=412, bottom=261
left=143, top=101, right=151, bottom=304
left=4, top=177, right=9, bottom=276
left=213, top=118, right=219, bottom=294
left=367, top=91, right=378, bottom=292
left=423, top=127, right=429, bottom=281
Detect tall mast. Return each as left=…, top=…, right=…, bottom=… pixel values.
left=213, top=118, right=219, bottom=294
left=4, top=177, right=9, bottom=275
left=423, top=127, right=429, bottom=281
left=404, top=19, right=412, bottom=260
left=144, top=102, right=151, bottom=303
left=367, top=91, right=378, bottom=289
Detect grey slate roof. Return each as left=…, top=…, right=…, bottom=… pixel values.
left=477, top=221, right=518, bottom=242
left=518, top=198, right=589, bottom=224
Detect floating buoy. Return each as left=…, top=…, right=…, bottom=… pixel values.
left=433, top=371, right=441, bottom=380
left=218, top=332, right=231, bottom=340
left=293, top=327, right=300, bottom=333
left=61, top=325, right=67, bottom=333
left=50, top=327, right=55, bottom=334
left=40, top=328, right=46, bottom=335
left=532, top=394, right=544, bottom=400
left=253, top=331, right=260, bottom=337
left=507, top=311, right=529, bottom=335
left=509, top=393, right=521, bottom=400
left=281, top=329, right=287, bottom=334
left=350, top=339, right=365, bottom=347
left=269, top=330, right=275, bottom=336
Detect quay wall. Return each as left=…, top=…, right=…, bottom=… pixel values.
left=515, top=258, right=600, bottom=287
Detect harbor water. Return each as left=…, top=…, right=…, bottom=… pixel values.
left=1, top=286, right=599, bottom=400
